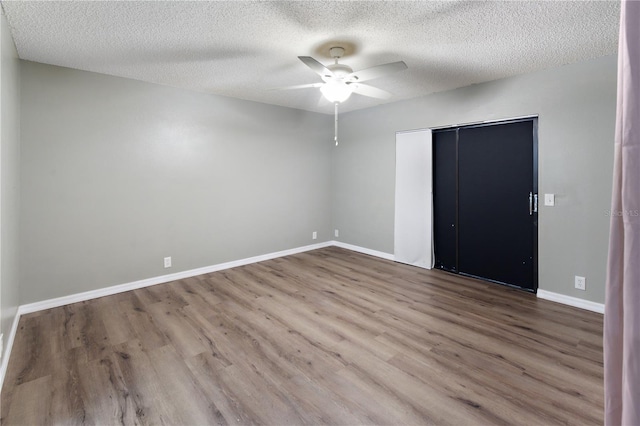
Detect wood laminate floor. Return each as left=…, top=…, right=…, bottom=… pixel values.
left=1, top=247, right=603, bottom=425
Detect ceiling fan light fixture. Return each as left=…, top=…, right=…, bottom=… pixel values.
left=320, top=80, right=352, bottom=103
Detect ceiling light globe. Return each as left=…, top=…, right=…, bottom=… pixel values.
left=321, top=81, right=352, bottom=103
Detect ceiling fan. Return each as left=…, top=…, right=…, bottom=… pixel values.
left=279, top=46, right=408, bottom=145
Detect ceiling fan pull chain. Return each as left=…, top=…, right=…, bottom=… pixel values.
left=334, top=102, right=339, bottom=146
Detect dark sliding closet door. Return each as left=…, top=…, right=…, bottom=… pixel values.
left=433, top=129, right=458, bottom=273
left=433, top=119, right=538, bottom=292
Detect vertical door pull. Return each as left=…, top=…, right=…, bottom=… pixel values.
left=533, top=193, right=538, bottom=213
left=529, top=192, right=533, bottom=215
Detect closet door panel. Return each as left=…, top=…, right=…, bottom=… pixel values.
left=394, top=129, right=433, bottom=269
left=457, top=121, right=534, bottom=289
left=433, top=129, right=458, bottom=272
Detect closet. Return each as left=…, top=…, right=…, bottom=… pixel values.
left=432, top=118, right=538, bottom=292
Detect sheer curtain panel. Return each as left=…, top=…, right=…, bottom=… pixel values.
left=604, top=1, right=640, bottom=424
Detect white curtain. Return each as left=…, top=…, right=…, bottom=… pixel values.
left=394, top=129, right=434, bottom=269
left=604, top=1, right=640, bottom=425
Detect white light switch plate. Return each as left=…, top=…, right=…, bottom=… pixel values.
left=544, top=193, right=555, bottom=206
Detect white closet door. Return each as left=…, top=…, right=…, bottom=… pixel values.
left=394, top=129, right=433, bottom=269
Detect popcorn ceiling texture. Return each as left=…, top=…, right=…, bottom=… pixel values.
left=1, top=0, right=620, bottom=114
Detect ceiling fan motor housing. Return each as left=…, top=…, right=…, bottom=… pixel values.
left=321, top=46, right=353, bottom=81
left=325, top=63, right=354, bottom=80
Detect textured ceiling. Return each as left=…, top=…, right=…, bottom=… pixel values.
left=1, top=0, right=620, bottom=114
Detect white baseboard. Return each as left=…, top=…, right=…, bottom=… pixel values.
left=18, top=241, right=333, bottom=315
left=331, top=241, right=395, bottom=261
left=0, top=240, right=603, bottom=392
left=0, top=309, right=21, bottom=390
left=14, top=239, right=390, bottom=320
left=0, top=241, right=333, bottom=392
left=537, top=289, right=605, bottom=314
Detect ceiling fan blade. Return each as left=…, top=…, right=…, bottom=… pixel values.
left=348, top=83, right=392, bottom=99
left=346, top=61, right=407, bottom=83
left=298, top=56, right=335, bottom=79
left=268, top=82, right=324, bottom=91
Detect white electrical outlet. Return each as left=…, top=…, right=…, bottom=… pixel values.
left=334, top=229, right=339, bottom=237
left=164, top=257, right=172, bottom=268
left=312, top=231, right=317, bottom=240
left=544, top=193, right=555, bottom=206
left=575, top=275, right=586, bottom=291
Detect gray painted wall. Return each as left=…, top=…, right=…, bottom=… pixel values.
left=16, top=54, right=617, bottom=306
left=332, top=55, right=617, bottom=304
left=20, top=61, right=332, bottom=303
left=1, top=12, right=21, bottom=356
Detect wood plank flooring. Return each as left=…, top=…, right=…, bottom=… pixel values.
left=1, top=247, right=603, bottom=425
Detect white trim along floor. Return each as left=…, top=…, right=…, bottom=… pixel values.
left=0, top=240, right=604, bottom=390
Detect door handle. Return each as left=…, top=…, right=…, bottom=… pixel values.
left=529, top=192, right=533, bottom=216
left=533, top=193, right=538, bottom=213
